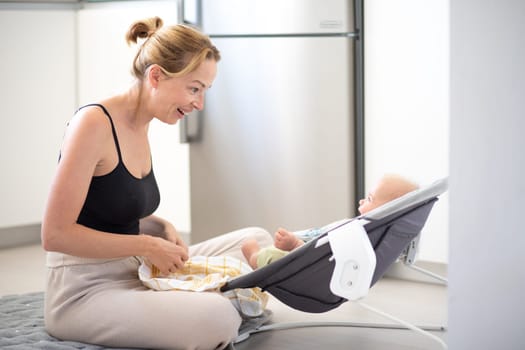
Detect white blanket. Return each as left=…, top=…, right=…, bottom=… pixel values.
left=138, top=256, right=268, bottom=318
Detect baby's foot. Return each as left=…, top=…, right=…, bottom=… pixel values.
left=274, top=228, right=303, bottom=251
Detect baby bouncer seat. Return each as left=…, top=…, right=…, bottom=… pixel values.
left=222, top=177, right=449, bottom=348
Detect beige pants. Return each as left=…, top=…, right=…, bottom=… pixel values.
left=44, top=227, right=273, bottom=350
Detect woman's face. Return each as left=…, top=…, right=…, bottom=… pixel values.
left=152, top=58, right=217, bottom=125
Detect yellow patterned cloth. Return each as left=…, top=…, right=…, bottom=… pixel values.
left=138, top=256, right=268, bottom=317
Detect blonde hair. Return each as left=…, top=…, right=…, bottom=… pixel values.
left=125, top=17, right=220, bottom=80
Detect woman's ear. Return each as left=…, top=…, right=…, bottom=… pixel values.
left=148, top=64, right=162, bottom=88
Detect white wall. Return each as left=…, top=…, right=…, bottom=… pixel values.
left=0, top=5, right=76, bottom=228
left=76, top=0, right=191, bottom=234
left=365, top=0, right=449, bottom=262
left=449, top=0, right=525, bottom=348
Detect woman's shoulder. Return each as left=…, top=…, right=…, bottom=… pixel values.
left=62, top=104, right=115, bottom=149
left=70, top=103, right=112, bottom=131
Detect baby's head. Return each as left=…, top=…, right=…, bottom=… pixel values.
left=358, top=174, right=419, bottom=214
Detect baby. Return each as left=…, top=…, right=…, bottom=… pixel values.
left=242, top=174, right=419, bottom=269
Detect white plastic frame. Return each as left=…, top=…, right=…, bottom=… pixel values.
left=327, top=218, right=376, bottom=301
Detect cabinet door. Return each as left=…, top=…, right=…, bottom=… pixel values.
left=0, top=9, right=75, bottom=229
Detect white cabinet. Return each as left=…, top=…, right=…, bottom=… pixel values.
left=0, top=7, right=76, bottom=228
left=0, top=1, right=190, bottom=237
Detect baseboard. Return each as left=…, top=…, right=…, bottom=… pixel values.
left=0, top=223, right=42, bottom=249
left=384, top=259, right=448, bottom=285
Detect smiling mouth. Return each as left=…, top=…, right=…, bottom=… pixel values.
left=177, top=108, right=186, bottom=118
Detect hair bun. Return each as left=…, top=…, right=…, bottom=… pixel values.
left=126, top=16, right=164, bottom=45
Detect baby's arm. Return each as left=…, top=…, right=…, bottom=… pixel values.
left=274, top=228, right=304, bottom=251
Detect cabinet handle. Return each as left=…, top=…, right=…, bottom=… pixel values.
left=178, top=0, right=201, bottom=26
left=179, top=111, right=202, bottom=143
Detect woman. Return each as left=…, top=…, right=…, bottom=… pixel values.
left=41, top=17, right=272, bottom=350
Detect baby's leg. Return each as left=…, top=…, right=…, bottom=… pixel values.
left=241, top=239, right=260, bottom=269
left=189, top=226, right=273, bottom=264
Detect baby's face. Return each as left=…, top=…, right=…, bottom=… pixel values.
left=358, top=193, right=374, bottom=214
left=357, top=180, right=388, bottom=215
left=358, top=183, right=386, bottom=215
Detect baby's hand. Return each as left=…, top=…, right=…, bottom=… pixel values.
left=274, top=228, right=302, bottom=251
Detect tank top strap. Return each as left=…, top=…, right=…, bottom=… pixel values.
left=77, top=103, right=123, bottom=161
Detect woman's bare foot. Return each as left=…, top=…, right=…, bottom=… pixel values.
left=241, top=239, right=261, bottom=269
left=274, top=228, right=304, bottom=251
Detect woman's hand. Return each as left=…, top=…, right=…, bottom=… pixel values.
left=145, top=235, right=189, bottom=275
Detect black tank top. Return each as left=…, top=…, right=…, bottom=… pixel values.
left=76, top=104, right=160, bottom=234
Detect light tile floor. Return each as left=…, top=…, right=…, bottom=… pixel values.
left=0, top=243, right=47, bottom=296
left=0, top=243, right=448, bottom=349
